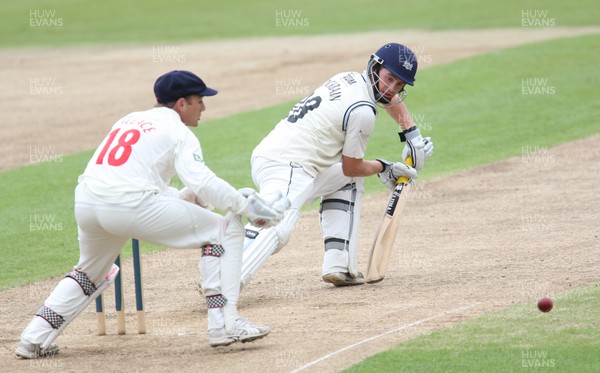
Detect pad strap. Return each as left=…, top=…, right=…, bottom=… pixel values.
left=36, top=306, right=65, bottom=329
left=320, top=198, right=354, bottom=213
left=324, top=237, right=350, bottom=252
left=201, top=244, right=225, bottom=257
left=206, top=294, right=227, bottom=308
left=66, top=269, right=96, bottom=296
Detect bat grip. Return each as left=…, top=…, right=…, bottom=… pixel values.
left=396, top=156, right=414, bottom=185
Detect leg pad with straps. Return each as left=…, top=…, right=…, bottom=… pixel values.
left=40, top=264, right=119, bottom=350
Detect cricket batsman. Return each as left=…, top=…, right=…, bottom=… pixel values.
left=240, top=43, right=434, bottom=287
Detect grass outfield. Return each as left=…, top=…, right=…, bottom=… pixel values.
left=1, top=35, right=598, bottom=290
left=1, top=0, right=599, bottom=47
left=344, top=282, right=600, bottom=372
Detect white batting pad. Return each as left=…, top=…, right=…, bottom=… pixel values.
left=240, top=227, right=279, bottom=287
left=240, top=208, right=300, bottom=288
left=320, top=183, right=362, bottom=277
left=40, top=264, right=119, bottom=350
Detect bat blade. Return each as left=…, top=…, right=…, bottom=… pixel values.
left=366, top=180, right=412, bottom=284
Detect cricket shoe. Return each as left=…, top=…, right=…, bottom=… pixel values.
left=322, top=272, right=365, bottom=287
left=208, top=317, right=270, bottom=347
left=15, top=341, right=59, bottom=359
left=208, top=328, right=236, bottom=347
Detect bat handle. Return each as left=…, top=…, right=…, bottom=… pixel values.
left=396, top=156, right=414, bottom=185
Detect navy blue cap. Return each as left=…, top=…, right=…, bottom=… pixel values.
left=154, top=70, right=218, bottom=103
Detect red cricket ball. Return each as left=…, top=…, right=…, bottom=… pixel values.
left=537, top=297, right=553, bottom=313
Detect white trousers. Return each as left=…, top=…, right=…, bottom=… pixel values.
left=20, top=184, right=234, bottom=344
left=250, top=157, right=364, bottom=275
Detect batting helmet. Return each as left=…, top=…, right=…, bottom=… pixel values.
left=367, top=43, right=418, bottom=104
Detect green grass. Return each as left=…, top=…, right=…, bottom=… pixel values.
left=344, top=282, right=600, bottom=372
left=0, top=155, right=83, bottom=288
left=1, top=0, right=598, bottom=47
left=0, top=150, right=177, bottom=289
left=1, top=35, right=599, bottom=290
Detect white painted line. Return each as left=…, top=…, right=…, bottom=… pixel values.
left=291, top=303, right=480, bottom=373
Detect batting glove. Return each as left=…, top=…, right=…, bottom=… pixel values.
left=399, top=126, right=433, bottom=172
left=376, top=159, right=418, bottom=190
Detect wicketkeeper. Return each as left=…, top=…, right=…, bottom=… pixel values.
left=241, top=43, right=433, bottom=287
left=16, top=70, right=290, bottom=359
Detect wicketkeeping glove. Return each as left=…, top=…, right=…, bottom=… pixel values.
left=399, top=126, right=433, bottom=172
left=376, top=159, right=418, bottom=190
left=238, top=188, right=291, bottom=228
left=178, top=187, right=214, bottom=210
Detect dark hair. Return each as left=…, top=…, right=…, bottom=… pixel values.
left=154, top=95, right=195, bottom=108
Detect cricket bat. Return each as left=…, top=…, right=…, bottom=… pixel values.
left=366, top=157, right=413, bottom=283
